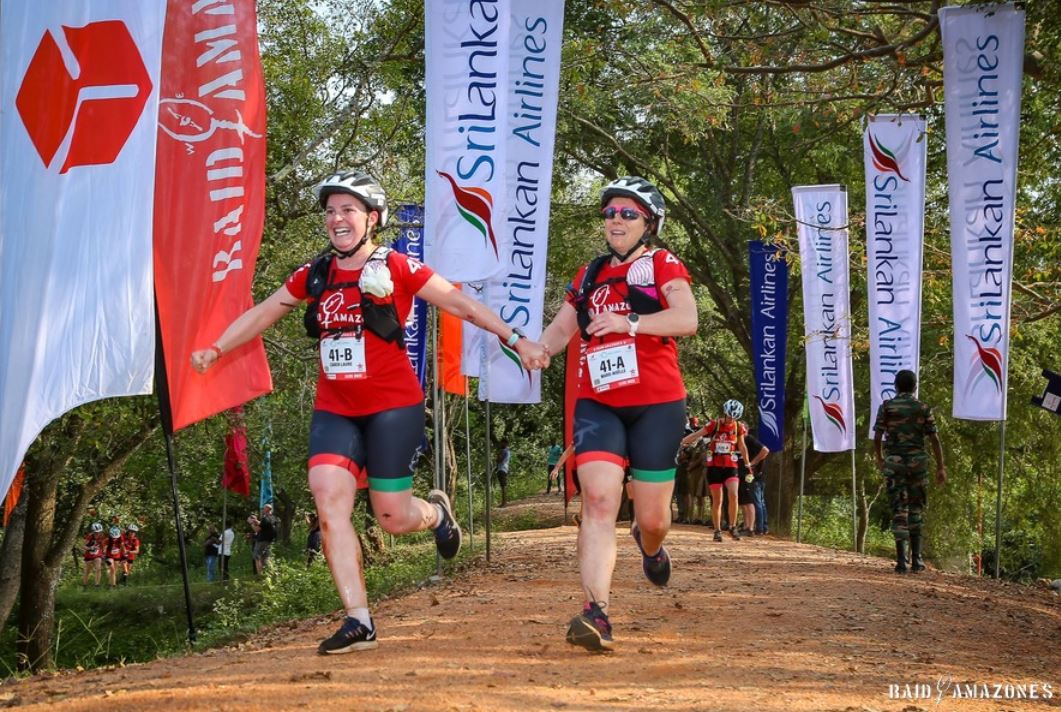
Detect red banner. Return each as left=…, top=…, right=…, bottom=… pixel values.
left=3, top=465, right=24, bottom=526
left=440, top=304, right=467, bottom=396
left=153, top=0, right=271, bottom=430
left=222, top=423, right=250, bottom=497
left=563, top=334, right=581, bottom=503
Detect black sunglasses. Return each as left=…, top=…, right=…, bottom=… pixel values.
left=600, top=206, right=648, bottom=221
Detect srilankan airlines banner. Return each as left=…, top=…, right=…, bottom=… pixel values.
left=941, top=4, right=1025, bottom=421
left=748, top=241, right=789, bottom=452
left=0, top=1, right=165, bottom=497
left=793, top=186, right=855, bottom=453
left=393, top=204, right=429, bottom=388
left=864, top=114, right=926, bottom=437
left=424, top=0, right=511, bottom=282
left=479, top=0, right=564, bottom=404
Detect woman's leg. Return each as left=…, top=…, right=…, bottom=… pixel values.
left=309, top=463, right=366, bottom=611
left=710, top=485, right=723, bottom=531
left=576, top=461, right=625, bottom=607
left=725, top=479, right=740, bottom=529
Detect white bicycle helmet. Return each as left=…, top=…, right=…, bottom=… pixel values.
left=109, top=526, right=121, bottom=538
left=315, top=170, right=389, bottom=228
left=600, top=176, right=666, bottom=236
left=723, top=399, right=744, bottom=419
left=127, top=524, right=139, bottom=533
left=91, top=522, right=103, bottom=533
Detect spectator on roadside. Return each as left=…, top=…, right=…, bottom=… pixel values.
left=204, top=525, right=221, bottom=582
left=307, top=513, right=323, bottom=566
left=546, top=443, right=563, bottom=494
left=221, top=524, right=235, bottom=581
left=248, top=503, right=279, bottom=574
left=736, top=433, right=769, bottom=536
left=494, top=439, right=511, bottom=507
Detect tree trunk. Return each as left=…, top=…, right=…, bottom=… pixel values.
left=0, top=495, right=28, bottom=629
left=274, top=487, right=295, bottom=545
left=17, top=467, right=60, bottom=671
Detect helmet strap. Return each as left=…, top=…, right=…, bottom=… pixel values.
left=608, top=236, right=650, bottom=263
left=332, top=235, right=368, bottom=260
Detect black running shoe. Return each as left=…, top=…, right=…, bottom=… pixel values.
left=565, top=602, right=614, bottom=652
left=428, top=489, right=462, bottom=559
left=630, top=523, right=671, bottom=586
left=729, top=526, right=742, bottom=541
left=317, top=616, right=378, bottom=655
left=713, top=529, right=723, bottom=542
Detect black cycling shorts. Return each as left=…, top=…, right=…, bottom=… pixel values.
left=308, top=405, right=425, bottom=492
left=572, top=398, right=685, bottom=482
left=737, top=476, right=755, bottom=505
left=707, top=466, right=739, bottom=488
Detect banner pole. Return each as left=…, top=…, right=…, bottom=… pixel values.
left=465, top=389, right=473, bottom=543
left=851, top=448, right=858, bottom=552
left=153, top=302, right=195, bottom=643
left=797, top=414, right=807, bottom=544
left=993, top=420, right=1006, bottom=579
left=430, top=307, right=441, bottom=577
left=484, top=397, right=492, bottom=563
left=220, top=486, right=227, bottom=586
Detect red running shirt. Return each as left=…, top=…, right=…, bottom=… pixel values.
left=701, top=418, right=747, bottom=469
left=123, top=534, right=140, bottom=561
left=565, top=249, right=691, bottom=408
left=105, top=536, right=126, bottom=561
left=285, top=251, right=433, bottom=417
left=83, top=533, right=103, bottom=560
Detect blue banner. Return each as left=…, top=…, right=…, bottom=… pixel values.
left=259, top=448, right=273, bottom=509
left=393, top=204, right=428, bottom=388
left=749, top=241, right=788, bottom=451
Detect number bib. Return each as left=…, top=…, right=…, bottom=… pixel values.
left=320, top=334, right=367, bottom=380
left=587, top=338, right=640, bottom=393
left=713, top=441, right=732, bottom=454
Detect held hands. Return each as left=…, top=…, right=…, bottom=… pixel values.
left=514, top=338, right=550, bottom=371
left=190, top=347, right=220, bottom=374
left=586, top=311, right=629, bottom=338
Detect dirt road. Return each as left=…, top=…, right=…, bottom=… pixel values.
left=3, top=496, right=1058, bottom=711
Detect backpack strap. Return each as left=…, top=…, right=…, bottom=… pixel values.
left=570, top=254, right=612, bottom=341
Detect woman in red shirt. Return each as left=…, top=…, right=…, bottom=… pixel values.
left=540, top=177, right=697, bottom=652
left=683, top=399, right=751, bottom=541
left=192, top=171, right=546, bottom=655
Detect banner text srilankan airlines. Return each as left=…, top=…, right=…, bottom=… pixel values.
left=424, top=0, right=509, bottom=282
left=942, top=4, right=1024, bottom=420
left=864, top=115, right=926, bottom=437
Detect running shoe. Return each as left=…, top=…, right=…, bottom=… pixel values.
left=565, top=602, right=614, bottom=652
left=630, top=523, right=671, bottom=586
left=713, top=529, right=723, bottom=542
left=317, top=616, right=378, bottom=654
left=428, top=489, right=462, bottom=560
left=729, top=526, right=742, bottom=541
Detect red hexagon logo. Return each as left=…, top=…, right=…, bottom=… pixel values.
left=15, top=21, right=153, bottom=174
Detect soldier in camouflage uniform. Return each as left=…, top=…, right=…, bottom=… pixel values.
left=873, top=370, right=947, bottom=573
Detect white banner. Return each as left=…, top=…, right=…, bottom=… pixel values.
left=461, top=282, right=485, bottom=377
left=0, top=2, right=165, bottom=497
left=479, top=0, right=564, bottom=404
left=864, top=114, right=926, bottom=437
left=793, top=185, right=855, bottom=452
left=942, top=4, right=1024, bottom=421
left=424, top=0, right=511, bottom=282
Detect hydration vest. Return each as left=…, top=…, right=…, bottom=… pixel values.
left=303, top=246, right=405, bottom=346
left=569, top=249, right=666, bottom=341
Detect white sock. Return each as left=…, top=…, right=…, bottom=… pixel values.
left=346, top=607, right=372, bottom=627
left=432, top=503, right=446, bottom=529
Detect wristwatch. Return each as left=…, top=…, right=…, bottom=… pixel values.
left=626, top=313, right=640, bottom=337
left=505, top=328, right=526, bottom=347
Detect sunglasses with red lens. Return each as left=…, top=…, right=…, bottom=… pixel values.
left=600, top=206, right=647, bottom=221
